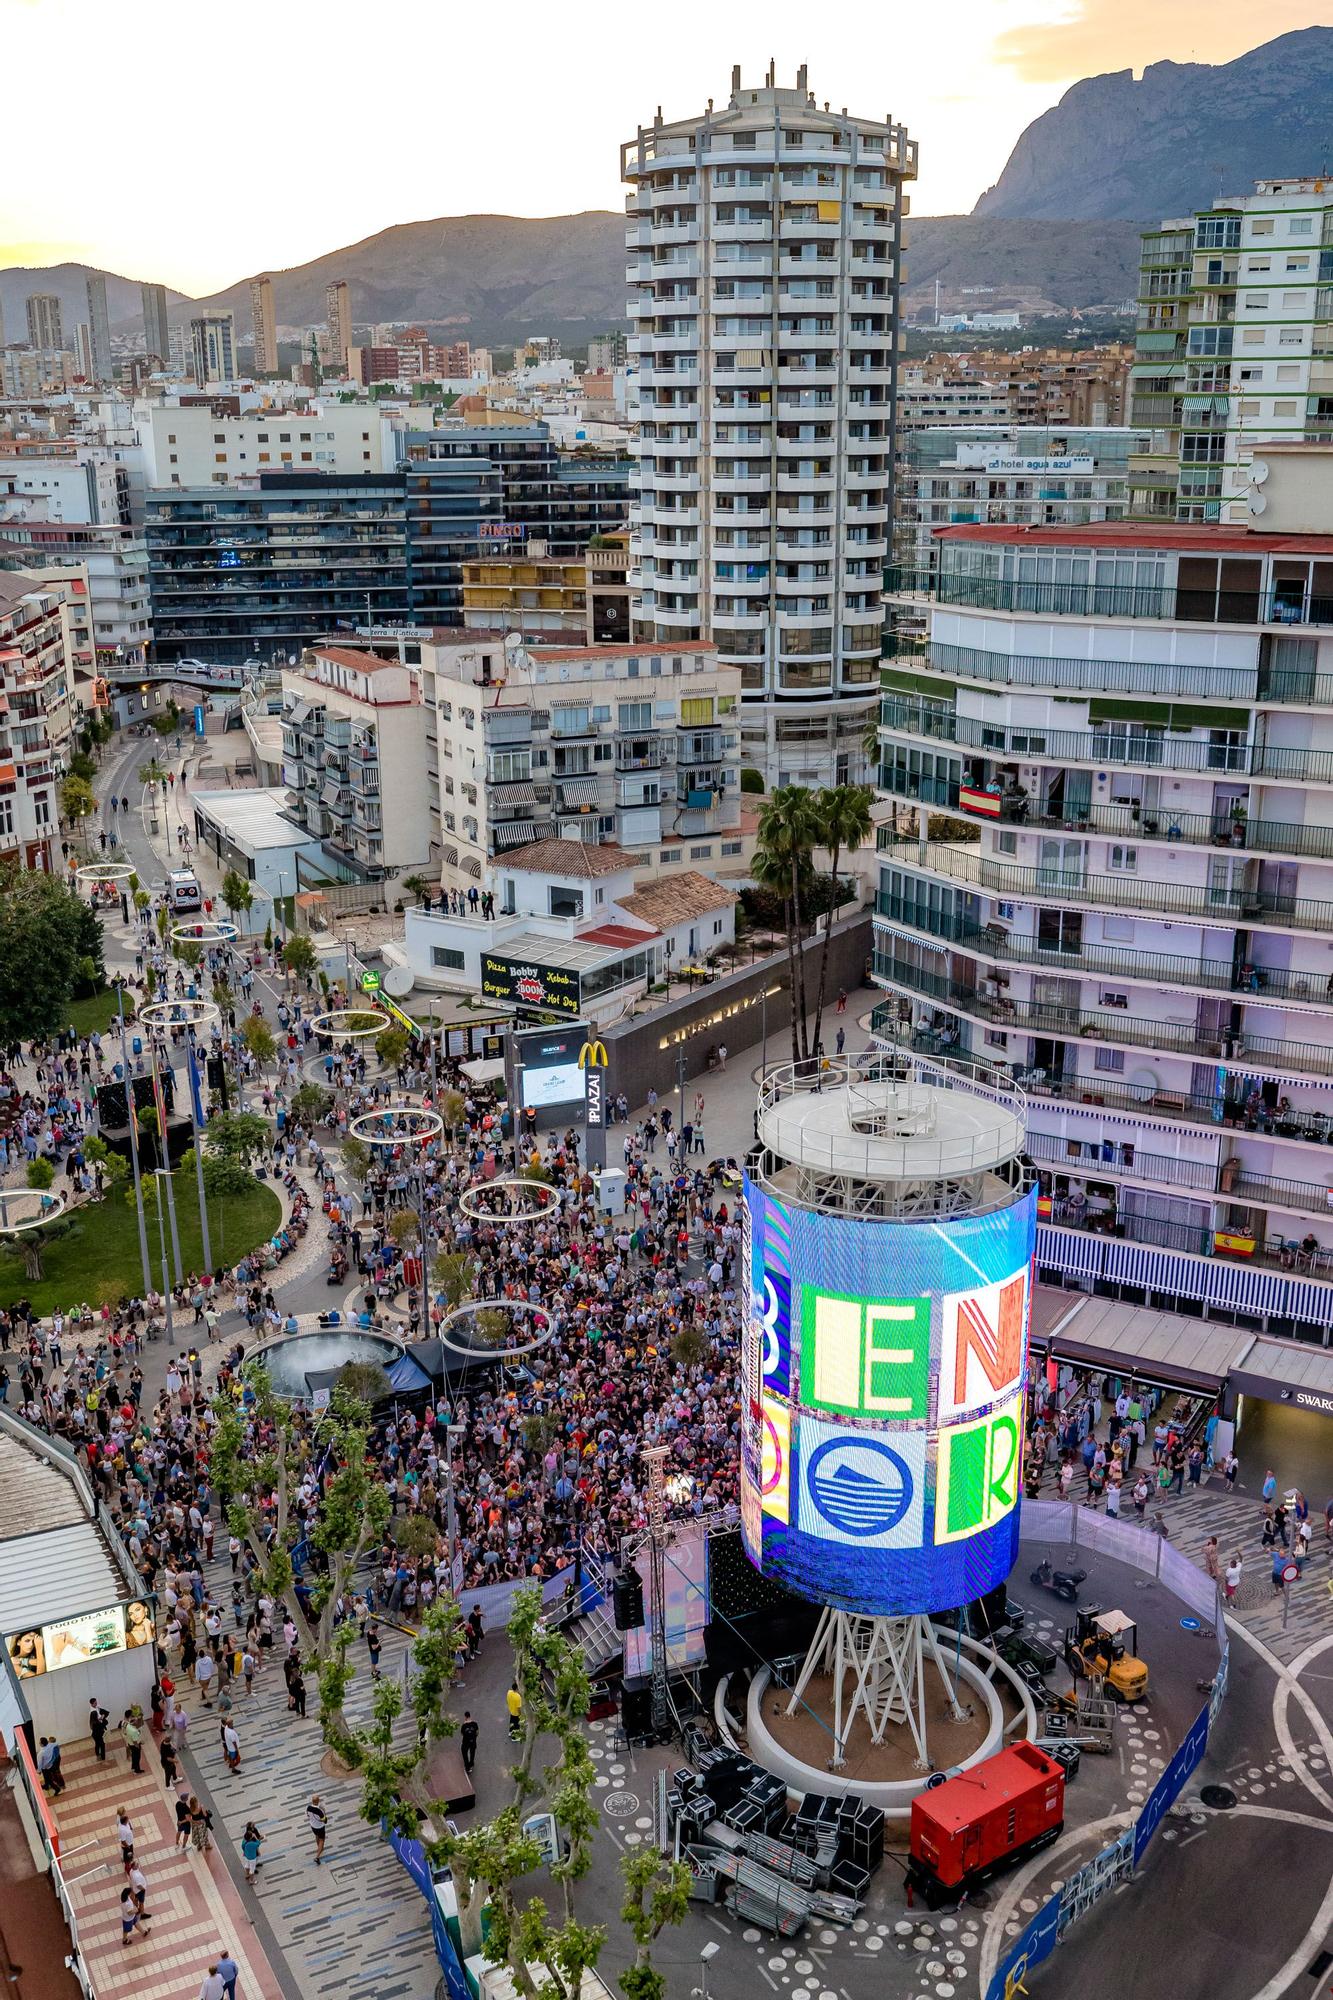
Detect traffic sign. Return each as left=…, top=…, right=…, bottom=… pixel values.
left=1281, top=1561, right=1300, bottom=1584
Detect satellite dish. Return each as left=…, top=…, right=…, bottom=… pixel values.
left=1251, top=459, right=1269, bottom=485
left=1250, top=492, right=1268, bottom=516
left=383, top=966, right=416, bottom=998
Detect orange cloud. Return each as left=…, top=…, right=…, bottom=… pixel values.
left=995, top=1, right=1332, bottom=83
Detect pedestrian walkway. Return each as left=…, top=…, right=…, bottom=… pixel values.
left=164, top=1550, right=439, bottom=1998
left=49, top=1738, right=286, bottom=2000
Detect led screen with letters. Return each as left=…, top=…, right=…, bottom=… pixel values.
left=740, top=1177, right=1036, bottom=1615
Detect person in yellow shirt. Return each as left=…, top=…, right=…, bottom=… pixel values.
left=506, top=1682, right=523, bottom=1739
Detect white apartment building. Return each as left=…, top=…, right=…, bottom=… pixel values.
left=897, top=425, right=1143, bottom=574
left=279, top=646, right=432, bottom=881
left=874, top=518, right=1333, bottom=1338
left=622, top=64, right=916, bottom=787
left=0, top=523, right=152, bottom=665
left=413, top=631, right=742, bottom=896
left=0, top=572, right=75, bottom=869
left=1131, top=177, right=1333, bottom=525
left=0, top=447, right=128, bottom=525
left=399, top=837, right=735, bottom=1022
left=137, top=402, right=396, bottom=486
left=896, top=373, right=1012, bottom=429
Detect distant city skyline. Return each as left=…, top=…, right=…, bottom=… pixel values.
left=0, top=0, right=1326, bottom=296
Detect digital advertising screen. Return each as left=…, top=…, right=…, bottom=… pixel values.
left=739, top=1177, right=1036, bottom=1616
left=5, top=1599, right=152, bottom=1677
left=514, top=1026, right=588, bottom=1109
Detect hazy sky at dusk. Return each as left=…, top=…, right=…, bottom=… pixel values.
left=0, top=0, right=1328, bottom=296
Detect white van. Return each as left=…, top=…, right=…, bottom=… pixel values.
left=167, top=868, right=203, bottom=914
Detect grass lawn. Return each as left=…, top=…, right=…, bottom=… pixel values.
left=62, top=986, right=123, bottom=1037
left=0, top=1170, right=282, bottom=1313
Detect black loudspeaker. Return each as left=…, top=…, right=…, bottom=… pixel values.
left=621, top=1684, right=653, bottom=1739
left=612, top=1567, right=645, bottom=1632
left=96, top=1074, right=158, bottom=1130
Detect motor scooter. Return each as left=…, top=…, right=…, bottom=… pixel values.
left=1030, top=1555, right=1087, bottom=1602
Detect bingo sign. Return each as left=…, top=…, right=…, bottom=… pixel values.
left=740, top=1176, right=1037, bottom=1615
left=480, top=952, right=581, bottom=1018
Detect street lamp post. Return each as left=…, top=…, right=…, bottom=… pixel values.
left=153, top=1169, right=175, bottom=1347
left=149, top=1034, right=184, bottom=1286
left=444, top=1421, right=465, bottom=1599
left=185, top=1028, right=213, bottom=1273
left=115, top=980, right=154, bottom=1297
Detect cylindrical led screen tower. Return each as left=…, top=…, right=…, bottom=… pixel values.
left=740, top=1053, right=1037, bottom=1617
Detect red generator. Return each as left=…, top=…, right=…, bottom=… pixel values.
left=907, top=1741, right=1065, bottom=1907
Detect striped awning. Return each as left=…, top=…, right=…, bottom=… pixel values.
left=557, top=778, right=601, bottom=808
left=493, top=821, right=541, bottom=848
left=1038, top=1228, right=1333, bottom=1330
left=492, top=782, right=536, bottom=806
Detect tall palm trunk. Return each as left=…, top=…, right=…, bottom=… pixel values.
left=809, top=839, right=842, bottom=1057
left=791, top=854, right=811, bottom=1062
left=783, top=885, right=802, bottom=1064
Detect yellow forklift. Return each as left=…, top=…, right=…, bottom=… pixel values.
left=1062, top=1607, right=1149, bottom=1703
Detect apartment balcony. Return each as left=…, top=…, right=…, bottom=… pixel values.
left=870, top=952, right=1333, bottom=1089
left=914, top=638, right=1327, bottom=707
left=612, top=740, right=664, bottom=768
left=870, top=890, right=1333, bottom=1013
left=882, top=770, right=1333, bottom=865
left=878, top=696, right=1333, bottom=785
left=888, top=564, right=1333, bottom=630
left=876, top=834, right=1333, bottom=937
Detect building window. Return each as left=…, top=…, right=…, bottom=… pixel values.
left=680, top=696, right=715, bottom=725
left=430, top=945, right=465, bottom=970
left=690, top=844, right=712, bottom=859
left=660, top=848, right=681, bottom=863
left=995, top=830, right=1018, bottom=856
left=1094, top=1046, right=1126, bottom=1073
left=721, top=840, right=743, bottom=855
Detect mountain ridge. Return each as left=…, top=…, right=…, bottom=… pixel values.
left=973, top=26, right=1333, bottom=221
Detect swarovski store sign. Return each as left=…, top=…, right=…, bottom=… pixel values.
left=1229, top=1369, right=1333, bottom=1418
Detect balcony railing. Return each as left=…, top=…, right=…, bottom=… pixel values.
left=879, top=777, right=1333, bottom=864
left=876, top=835, right=1333, bottom=936
left=911, top=638, right=1333, bottom=708
left=886, top=564, right=1333, bottom=630
left=1026, top=1129, right=1216, bottom=1193
left=872, top=890, right=1333, bottom=1009
left=869, top=999, right=1333, bottom=1150
left=871, top=947, right=1333, bottom=1082
left=878, top=695, right=1333, bottom=783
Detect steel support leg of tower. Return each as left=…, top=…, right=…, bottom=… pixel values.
left=785, top=1608, right=969, bottom=1771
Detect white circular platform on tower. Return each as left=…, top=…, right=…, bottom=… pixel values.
left=757, top=1054, right=1026, bottom=1185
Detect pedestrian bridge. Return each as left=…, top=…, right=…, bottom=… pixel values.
left=101, top=661, right=253, bottom=692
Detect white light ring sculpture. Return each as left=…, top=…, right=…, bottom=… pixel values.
left=308, top=1008, right=386, bottom=1041
left=138, top=998, right=220, bottom=1032
left=457, top=1176, right=561, bottom=1223
left=346, top=1104, right=445, bottom=1150
left=169, top=919, right=238, bottom=947
left=437, top=1295, right=553, bottom=1360
left=0, top=1187, right=69, bottom=1234
left=74, top=862, right=136, bottom=888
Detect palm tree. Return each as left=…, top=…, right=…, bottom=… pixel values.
left=754, top=787, right=821, bottom=1064
left=809, top=785, right=875, bottom=1056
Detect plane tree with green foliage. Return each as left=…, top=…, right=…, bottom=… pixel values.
left=0, top=872, right=105, bottom=1048
left=343, top=1584, right=686, bottom=2000
left=209, top=1371, right=390, bottom=1743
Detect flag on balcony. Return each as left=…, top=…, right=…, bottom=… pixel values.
left=959, top=784, right=1002, bottom=818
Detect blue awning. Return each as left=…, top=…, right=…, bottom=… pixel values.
left=386, top=1354, right=433, bottom=1393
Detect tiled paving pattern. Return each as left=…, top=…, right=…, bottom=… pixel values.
left=49, top=1739, right=285, bottom=2000
left=166, top=1565, right=439, bottom=1999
